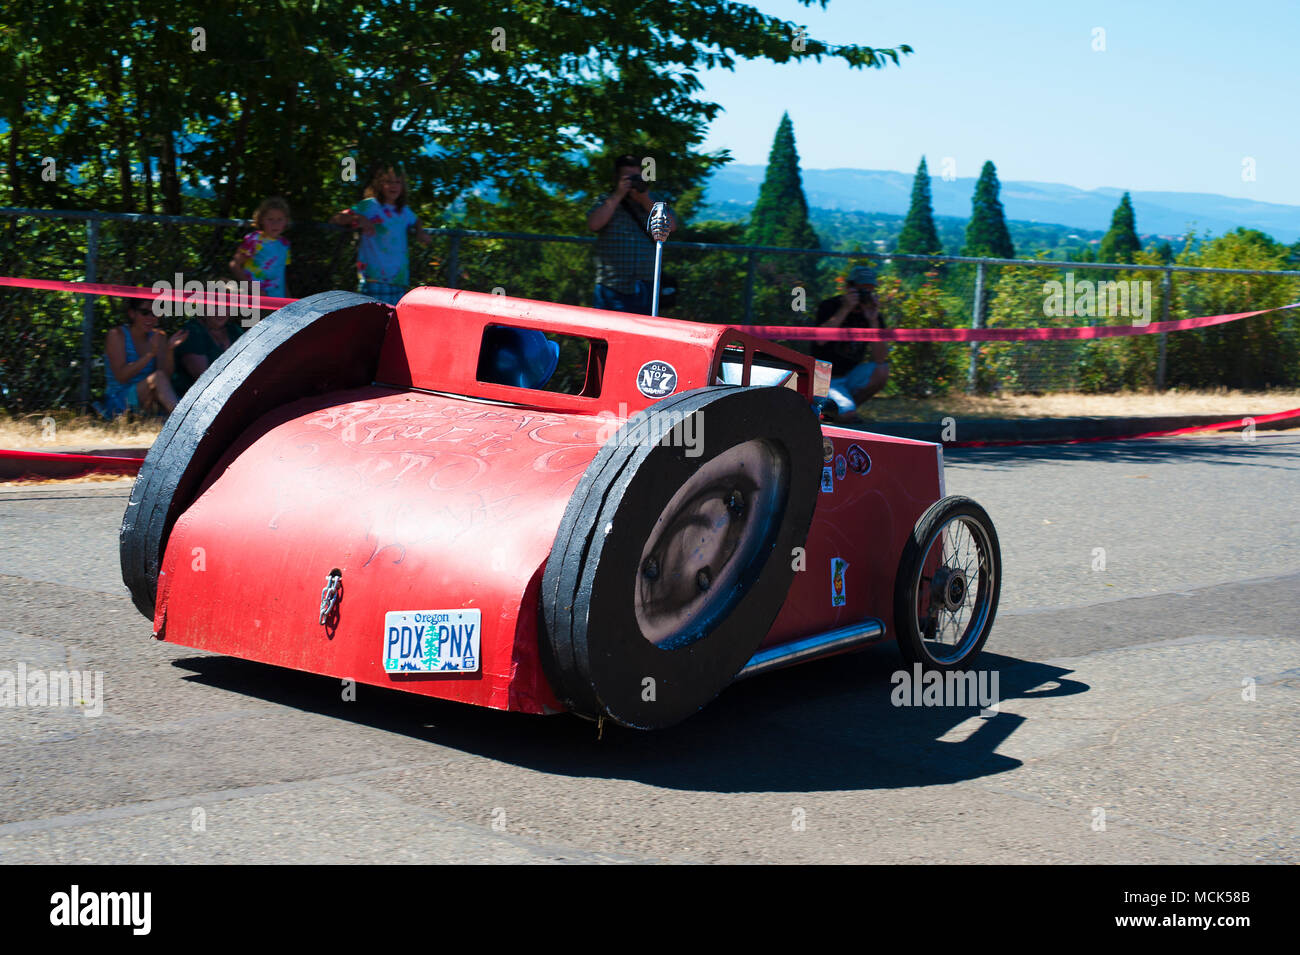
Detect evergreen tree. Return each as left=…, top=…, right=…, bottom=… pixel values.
left=896, top=156, right=943, bottom=276
left=745, top=112, right=821, bottom=250
left=1099, top=192, right=1141, bottom=263
left=961, top=161, right=1015, bottom=259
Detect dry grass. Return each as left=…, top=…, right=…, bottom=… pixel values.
left=868, top=389, right=1300, bottom=420
left=0, top=412, right=162, bottom=449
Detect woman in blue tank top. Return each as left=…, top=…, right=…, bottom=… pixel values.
left=102, top=300, right=188, bottom=417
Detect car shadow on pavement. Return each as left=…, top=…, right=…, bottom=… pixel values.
left=173, top=645, right=1089, bottom=794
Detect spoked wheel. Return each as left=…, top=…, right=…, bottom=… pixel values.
left=541, top=385, right=822, bottom=729
left=893, top=496, right=1001, bottom=671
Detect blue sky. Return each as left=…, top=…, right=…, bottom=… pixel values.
left=696, top=0, right=1300, bottom=206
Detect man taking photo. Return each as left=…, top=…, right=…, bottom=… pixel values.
left=814, top=266, right=890, bottom=418
left=586, top=154, right=676, bottom=314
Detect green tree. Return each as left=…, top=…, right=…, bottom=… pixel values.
left=1, top=1, right=912, bottom=229
left=1098, top=192, right=1140, bottom=263
left=743, top=112, right=822, bottom=322
left=961, top=161, right=1014, bottom=259
left=876, top=271, right=965, bottom=396
left=895, top=157, right=943, bottom=277
left=744, top=112, right=820, bottom=250
left=1167, top=228, right=1300, bottom=389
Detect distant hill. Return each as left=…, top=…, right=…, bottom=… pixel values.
left=703, top=165, right=1300, bottom=245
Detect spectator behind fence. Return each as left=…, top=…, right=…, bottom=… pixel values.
left=814, top=266, right=890, bottom=418
left=230, top=197, right=291, bottom=298
left=171, top=309, right=241, bottom=399
left=586, top=153, right=676, bottom=314
left=100, top=300, right=188, bottom=418
left=330, top=166, right=432, bottom=305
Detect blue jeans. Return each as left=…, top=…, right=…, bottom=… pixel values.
left=594, top=281, right=651, bottom=315
left=828, top=362, right=886, bottom=415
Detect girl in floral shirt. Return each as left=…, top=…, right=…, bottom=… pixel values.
left=230, top=197, right=292, bottom=297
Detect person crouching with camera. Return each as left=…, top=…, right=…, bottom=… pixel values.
left=586, top=153, right=676, bottom=315
left=814, top=266, right=891, bottom=419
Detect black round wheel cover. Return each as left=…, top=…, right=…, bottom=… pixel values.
left=541, top=385, right=822, bottom=728
left=540, top=387, right=736, bottom=710
left=120, top=291, right=393, bottom=619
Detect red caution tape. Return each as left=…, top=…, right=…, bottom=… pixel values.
left=749, top=302, right=1300, bottom=342
left=4, top=274, right=1297, bottom=342
left=0, top=275, right=296, bottom=310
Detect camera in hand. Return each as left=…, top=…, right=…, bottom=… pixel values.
left=623, top=173, right=650, bottom=193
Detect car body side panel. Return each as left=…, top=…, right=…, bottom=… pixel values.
left=761, top=426, right=942, bottom=650
left=154, top=386, right=603, bottom=714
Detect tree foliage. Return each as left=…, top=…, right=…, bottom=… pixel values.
left=741, top=111, right=825, bottom=323
left=744, top=112, right=820, bottom=250
left=0, top=0, right=912, bottom=232
left=961, top=161, right=1014, bottom=259
left=1098, top=192, right=1140, bottom=264
left=895, top=156, right=942, bottom=275
left=1166, top=229, right=1300, bottom=389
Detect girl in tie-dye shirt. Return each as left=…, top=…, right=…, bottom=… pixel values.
left=230, top=197, right=291, bottom=297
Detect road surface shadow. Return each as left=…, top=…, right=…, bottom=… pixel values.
left=173, top=645, right=1088, bottom=794
left=945, top=434, right=1300, bottom=470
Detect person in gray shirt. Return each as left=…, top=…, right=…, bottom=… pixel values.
left=586, top=153, right=676, bottom=314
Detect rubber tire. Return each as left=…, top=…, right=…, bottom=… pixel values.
left=892, top=495, right=1002, bottom=672
left=540, top=385, right=823, bottom=729
left=119, top=291, right=394, bottom=619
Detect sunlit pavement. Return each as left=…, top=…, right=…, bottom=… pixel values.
left=0, top=434, right=1295, bottom=863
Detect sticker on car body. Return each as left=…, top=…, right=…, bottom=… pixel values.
left=847, top=443, right=871, bottom=475
left=637, top=360, right=678, bottom=398
left=831, top=558, right=848, bottom=607
left=821, top=467, right=834, bottom=492
left=383, top=609, right=481, bottom=673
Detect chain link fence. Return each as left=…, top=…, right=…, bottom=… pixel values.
left=3, top=207, right=1299, bottom=414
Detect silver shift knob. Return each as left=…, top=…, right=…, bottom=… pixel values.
left=648, top=202, right=671, bottom=243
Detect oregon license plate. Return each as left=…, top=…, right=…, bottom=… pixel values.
left=382, top=610, right=481, bottom=673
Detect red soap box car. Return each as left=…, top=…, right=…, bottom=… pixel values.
left=120, top=288, right=1001, bottom=729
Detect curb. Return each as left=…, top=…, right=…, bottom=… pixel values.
left=0, top=447, right=147, bottom=481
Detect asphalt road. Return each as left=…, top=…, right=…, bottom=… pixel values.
left=0, top=432, right=1296, bottom=864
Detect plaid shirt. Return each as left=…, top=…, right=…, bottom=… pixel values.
left=589, top=195, right=665, bottom=294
